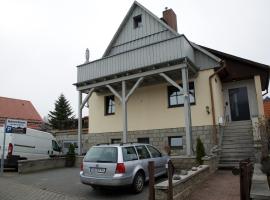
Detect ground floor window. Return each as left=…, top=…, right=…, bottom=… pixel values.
left=137, top=137, right=149, bottom=144
left=168, top=136, right=183, bottom=149
left=111, top=138, right=121, bottom=144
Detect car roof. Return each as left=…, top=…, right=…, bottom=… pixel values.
left=94, top=143, right=149, bottom=147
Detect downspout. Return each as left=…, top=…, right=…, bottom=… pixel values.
left=209, top=61, right=226, bottom=145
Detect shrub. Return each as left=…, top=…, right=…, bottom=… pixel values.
left=196, top=137, right=206, bottom=165
left=67, top=144, right=75, bottom=156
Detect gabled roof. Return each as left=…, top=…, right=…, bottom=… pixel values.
left=0, top=96, right=43, bottom=122
left=102, top=1, right=179, bottom=57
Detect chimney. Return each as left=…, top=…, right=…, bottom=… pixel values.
left=162, top=7, right=178, bottom=32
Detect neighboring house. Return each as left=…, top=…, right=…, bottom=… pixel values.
left=0, top=96, right=43, bottom=130
left=74, top=2, right=269, bottom=166
left=263, top=97, right=270, bottom=118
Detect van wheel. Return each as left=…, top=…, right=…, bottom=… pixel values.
left=132, top=172, right=145, bottom=193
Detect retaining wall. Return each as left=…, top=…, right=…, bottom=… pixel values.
left=55, top=126, right=216, bottom=155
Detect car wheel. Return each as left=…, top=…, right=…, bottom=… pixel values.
left=91, top=185, right=99, bottom=190
left=132, top=172, right=145, bottom=193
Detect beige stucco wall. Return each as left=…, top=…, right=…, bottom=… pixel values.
left=88, top=69, right=224, bottom=133
left=254, top=75, right=264, bottom=116
left=211, top=74, right=224, bottom=124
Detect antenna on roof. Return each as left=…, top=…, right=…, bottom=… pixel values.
left=85, top=48, right=90, bottom=63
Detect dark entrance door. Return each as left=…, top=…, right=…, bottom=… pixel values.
left=229, top=87, right=250, bottom=121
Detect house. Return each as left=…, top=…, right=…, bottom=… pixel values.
left=0, top=96, right=43, bottom=130
left=264, top=97, right=270, bottom=118
left=74, top=1, right=269, bottom=166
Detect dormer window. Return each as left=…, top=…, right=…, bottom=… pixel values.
left=133, top=15, right=142, bottom=28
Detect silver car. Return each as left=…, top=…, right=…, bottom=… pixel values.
left=80, top=143, right=170, bottom=193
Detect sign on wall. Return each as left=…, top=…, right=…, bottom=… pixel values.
left=5, top=119, right=27, bottom=134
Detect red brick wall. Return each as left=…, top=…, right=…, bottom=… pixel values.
left=264, top=101, right=270, bottom=118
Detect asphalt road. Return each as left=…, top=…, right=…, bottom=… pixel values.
left=4, top=168, right=155, bottom=200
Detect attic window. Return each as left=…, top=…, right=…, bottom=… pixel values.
left=133, top=15, right=142, bottom=28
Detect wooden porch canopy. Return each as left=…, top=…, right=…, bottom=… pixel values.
left=74, top=35, right=200, bottom=156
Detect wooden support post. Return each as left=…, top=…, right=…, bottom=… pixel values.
left=167, top=161, right=173, bottom=200
left=148, top=161, right=155, bottom=200
left=78, top=91, right=82, bottom=155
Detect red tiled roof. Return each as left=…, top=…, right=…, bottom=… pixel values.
left=0, top=96, right=43, bottom=122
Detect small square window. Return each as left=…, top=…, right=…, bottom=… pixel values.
left=105, top=95, right=115, bottom=115
left=168, top=136, right=183, bottom=149
left=137, top=137, right=149, bottom=144
left=133, top=15, right=142, bottom=28
left=111, top=138, right=121, bottom=144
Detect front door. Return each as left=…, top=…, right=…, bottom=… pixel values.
left=229, top=87, right=250, bottom=121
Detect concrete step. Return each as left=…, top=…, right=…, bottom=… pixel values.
left=222, top=144, right=254, bottom=149
left=220, top=154, right=254, bottom=160
left=222, top=140, right=253, bottom=145
left=221, top=148, right=254, bottom=153
left=223, top=137, right=252, bottom=144
left=223, top=128, right=253, bottom=133
left=226, top=120, right=252, bottom=126
left=223, top=132, right=253, bottom=137
left=223, top=135, right=253, bottom=140
left=220, top=156, right=255, bottom=162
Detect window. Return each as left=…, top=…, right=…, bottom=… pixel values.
left=111, top=138, right=121, bottom=144
left=84, top=147, right=118, bottom=163
left=122, top=147, right=138, bottom=161
left=168, top=136, right=183, bottom=149
left=105, top=95, right=115, bottom=115
left=147, top=145, right=162, bottom=158
left=133, top=15, right=142, bottom=28
left=135, top=145, right=151, bottom=159
left=52, top=140, right=60, bottom=152
left=168, top=82, right=195, bottom=107
left=137, top=137, right=149, bottom=144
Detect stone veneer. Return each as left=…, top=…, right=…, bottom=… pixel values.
left=55, top=125, right=217, bottom=155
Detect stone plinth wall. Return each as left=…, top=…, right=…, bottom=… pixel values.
left=18, top=156, right=83, bottom=174
left=171, top=156, right=197, bottom=172
left=202, top=155, right=218, bottom=174
left=155, top=165, right=210, bottom=200
left=55, top=126, right=217, bottom=155
left=18, top=157, right=66, bottom=174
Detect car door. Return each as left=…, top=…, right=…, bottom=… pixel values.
left=146, top=145, right=167, bottom=176
left=135, top=145, right=151, bottom=178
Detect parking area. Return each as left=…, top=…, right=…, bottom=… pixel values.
left=1, top=168, right=151, bottom=200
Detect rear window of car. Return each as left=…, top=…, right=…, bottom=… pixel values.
left=84, top=147, right=117, bottom=163
left=122, top=146, right=138, bottom=161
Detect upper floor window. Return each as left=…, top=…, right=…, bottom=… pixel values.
left=168, top=82, right=195, bottom=108
left=133, top=15, right=142, bottom=28
left=105, top=95, right=115, bottom=115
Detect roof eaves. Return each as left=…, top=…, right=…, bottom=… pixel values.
left=201, top=46, right=270, bottom=70
left=191, top=42, right=222, bottom=64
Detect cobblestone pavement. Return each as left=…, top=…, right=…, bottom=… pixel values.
left=0, top=177, right=80, bottom=200
left=190, top=170, right=240, bottom=200
left=1, top=168, right=149, bottom=200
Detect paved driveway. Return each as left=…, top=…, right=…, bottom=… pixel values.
left=3, top=168, right=152, bottom=200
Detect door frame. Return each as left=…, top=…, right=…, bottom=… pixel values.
left=223, top=80, right=256, bottom=122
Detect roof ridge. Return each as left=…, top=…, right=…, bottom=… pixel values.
left=0, top=96, right=31, bottom=102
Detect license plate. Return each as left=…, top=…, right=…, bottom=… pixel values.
left=97, top=168, right=106, bottom=173
left=90, top=167, right=106, bottom=173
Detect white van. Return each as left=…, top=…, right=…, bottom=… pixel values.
left=0, top=127, right=61, bottom=168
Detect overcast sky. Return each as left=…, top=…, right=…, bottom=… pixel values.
left=0, top=0, right=269, bottom=119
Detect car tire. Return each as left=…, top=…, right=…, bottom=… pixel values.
left=132, top=172, right=145, bottom=193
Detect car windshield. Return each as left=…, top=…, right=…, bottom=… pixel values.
left=84, top=147, right=117, bottom=163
